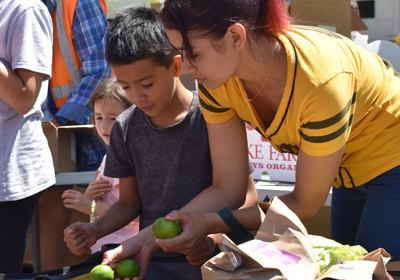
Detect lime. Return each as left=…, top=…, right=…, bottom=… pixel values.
left=116, top=258, right=140, bottom=279
left=152, top=217, right=182, bottom=239
left=89, top=264, right=114, bottom=280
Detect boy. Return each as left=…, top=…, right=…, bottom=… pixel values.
left=64, top=7, right=257, bottom=279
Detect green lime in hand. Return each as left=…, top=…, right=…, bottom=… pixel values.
left=116, top=258, right=140, bottom=280
left=152, top=217, right=182, bottom=239
left=89, top=264, right=114, bottom=280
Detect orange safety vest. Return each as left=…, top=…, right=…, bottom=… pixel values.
left=50, top=0, right=107, bottom=110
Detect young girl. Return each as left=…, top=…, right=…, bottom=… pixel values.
left=62, top=78, right=138, bottom=253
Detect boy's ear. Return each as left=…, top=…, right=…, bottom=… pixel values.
left=172, top=55, right=182, bottom=77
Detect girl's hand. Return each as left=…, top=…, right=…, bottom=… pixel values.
left=84, top=179, right=111, bottom=201
left=62, top=189, right=91, bottom=214
left=155, top=211, right=209, bottom=256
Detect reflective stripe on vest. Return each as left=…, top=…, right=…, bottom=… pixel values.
left=52, top=0, right=80, bottom=100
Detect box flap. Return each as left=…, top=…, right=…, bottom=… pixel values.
left=41, top=122, right=96, bottom=173
left=42, top=120, right=57, bottom=131
left=57, top=124, right=96, bottom=132
left=351, top=8, right=368, bottom=31
left=42, top=122, right=59, bottom=172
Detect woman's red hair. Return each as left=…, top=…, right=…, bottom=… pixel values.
left=265, top=0, right=292, bottom=34
left=161, top=0, right=292, bottom=62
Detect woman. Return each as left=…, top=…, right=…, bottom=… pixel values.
left=154, top=0, right=400, bottom=265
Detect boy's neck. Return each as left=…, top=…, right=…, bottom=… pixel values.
left=148, top=78, right=193, bottom=129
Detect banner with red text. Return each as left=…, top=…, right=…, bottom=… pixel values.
left=246, top=123, right=297, bottom=182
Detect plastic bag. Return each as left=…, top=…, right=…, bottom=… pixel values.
left=309, top=235, right=368, bottom=275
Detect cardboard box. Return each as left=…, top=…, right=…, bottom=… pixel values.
left=246, top=124, right=297, bottom=182
left=290, top=0, right=368, bottom=39
left=42, top=122, right=96, bottom=173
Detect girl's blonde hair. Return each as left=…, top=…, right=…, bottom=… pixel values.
left=89, top=78, right=133, bottom=113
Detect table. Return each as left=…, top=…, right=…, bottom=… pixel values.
left=255, top=180, right=332, bottom=206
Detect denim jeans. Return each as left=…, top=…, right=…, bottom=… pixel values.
left=331, top=165, right=400, bottom=261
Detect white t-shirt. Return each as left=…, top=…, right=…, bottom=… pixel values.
left=0, top=0, right=55, bottom=201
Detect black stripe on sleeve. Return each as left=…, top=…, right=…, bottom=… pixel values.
left=198, top=84, right=223, bottom=107
left=199, top=96, right=231, bottom=113
left=300, top=114, right=354, bottom=143
left=302, top=92, right=357, bottom=130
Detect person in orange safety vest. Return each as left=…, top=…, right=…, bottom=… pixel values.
left=39, top=0, right=111, bottom=271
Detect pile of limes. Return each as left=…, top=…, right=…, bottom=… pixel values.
left=116, top=258, right=140, bottom=279
left=89, top=217, right=181, bottom=280
left=89, top=264, right=114, bottom=280
left=89, top=258, right=140, bottom=280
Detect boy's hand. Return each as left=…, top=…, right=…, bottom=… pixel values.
left=186, top=236, right=215, bottom=266
left=102, top=226, right=159, bottom=280
left=84, top=179, right=111, bottom=201
left=64, top=222, right=97, bottom=256
left=62, top=189, right=91, bottom=214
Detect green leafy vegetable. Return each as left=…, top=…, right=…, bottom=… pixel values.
left=309, top=235, right=368, bottom=275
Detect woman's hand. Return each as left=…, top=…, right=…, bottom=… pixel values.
left=62, top=189, right=91, bottom=214
left=155, top=211, right=210, bottom=256
left=84, top=179, right=111, bottom=201
left=156, top=207, right=262, bottom=257
left=102, top=226, right=159, bottom=280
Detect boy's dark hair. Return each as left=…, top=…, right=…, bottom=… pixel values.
left=106, top=7, right=179, bottom=68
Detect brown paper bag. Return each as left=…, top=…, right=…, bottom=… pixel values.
left=201, top=197, right=320, bottom=280
left=202, top=196, right=393, bottom=280
left=317, top=248, right=392, bottom=280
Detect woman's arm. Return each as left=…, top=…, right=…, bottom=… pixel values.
left=187, top=174, right=259, bottom=265
left=157, top=146, right=343, bottom=254
left=180, top=114, right=250, bottom=213
left=279, top=146, right=344, bottom=221
left=241, top=174, right=258, bottom=208
left=0, top=64, right=44, bottom=115
left=156, top=115, right=254, bottom=254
